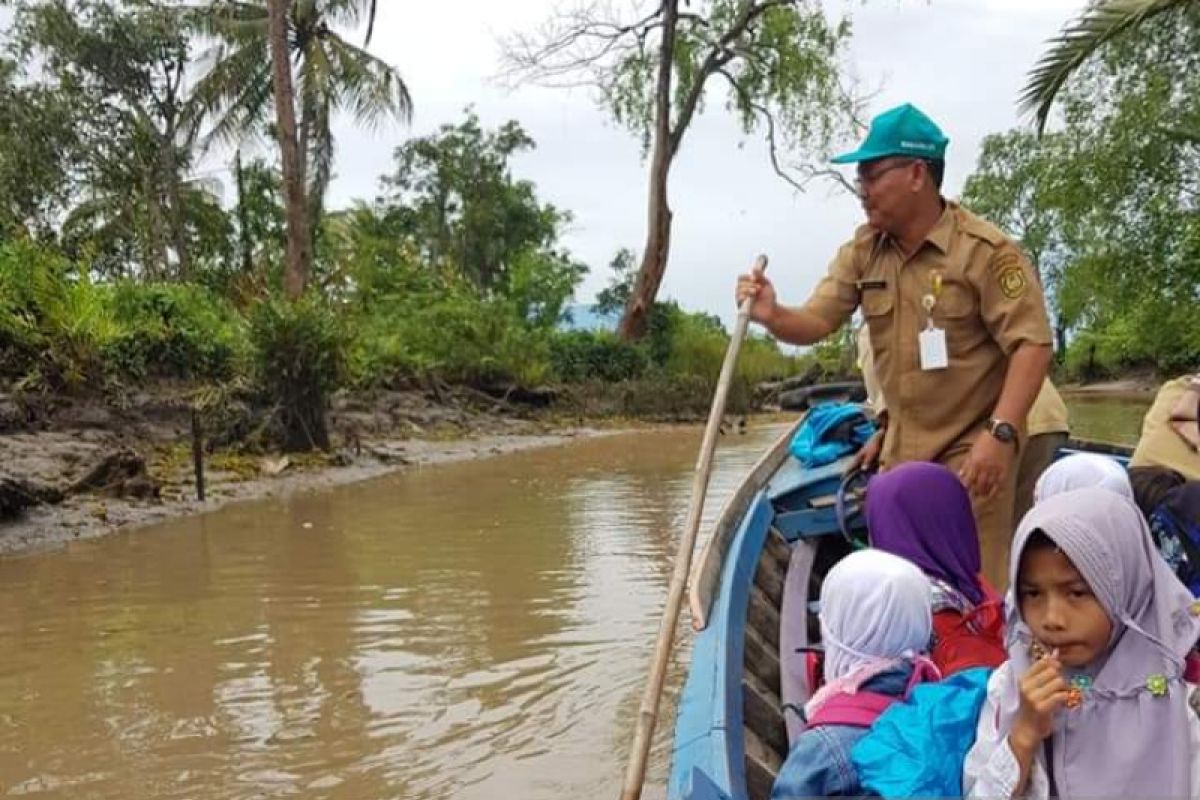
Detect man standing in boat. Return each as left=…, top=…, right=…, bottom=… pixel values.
left=736, top=103, right=1053, bottom=589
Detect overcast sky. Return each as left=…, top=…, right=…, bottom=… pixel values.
left=307, top=0, right=1087, bottom=328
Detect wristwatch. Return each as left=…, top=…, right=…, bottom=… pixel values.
left=986, top=418, right=1018, bottom=445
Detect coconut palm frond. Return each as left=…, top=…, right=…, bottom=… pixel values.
left=321, top=0, right=367, bottom=28
left=62, top=194, right=134, bottom=240
left=365, top=0, right=378, bottom=45
left=187, top=0, right=405, bottom=245
left=306, top=94, right=333, bottom=235
left=190, top=38, right=275, bottom=149
left=322, top=32, right=412, bottom=128
left=296, top=41, right=335, bottom=227
left=1021, top=0, right=1194, bottom=134
left=180, top=1, right=268, bottom=41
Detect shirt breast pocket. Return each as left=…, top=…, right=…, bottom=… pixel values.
left=936, top=282, right=983, bottom=351
left=937, top=282, right=976, bottom=319
left=861, top=288, right=894, bottom=319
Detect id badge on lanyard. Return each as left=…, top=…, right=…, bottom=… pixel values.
left=919, top=271, right=948, bottom=371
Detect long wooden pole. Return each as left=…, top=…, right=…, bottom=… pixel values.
left=619, top=254, right=768, bottom=800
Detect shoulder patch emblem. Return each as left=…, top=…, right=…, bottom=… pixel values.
left=994, top=252, right=1028, bottom=299
left=998, top=266, right=1027, bottom=299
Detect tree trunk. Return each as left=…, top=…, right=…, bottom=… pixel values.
left=235, top=151, right=254, bottom=275
left=617, top=0, right=680, bottom=342
left=267, top=0, right=310, bottom=300
left=163, top=63, right=192, bottom=282
left=144, top=167, right=169, bottom=280
left=161, top=136, right=191, bottom=281
left=299, top=87, right=321, bottom=254
left=266, top=0, right=328, bottom=454
left=280, top=363, right=332, bottom=452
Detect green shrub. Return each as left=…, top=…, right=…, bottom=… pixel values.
left=0, top=240, right=118, bottom=391
left=105, top=282, right=249, bottom=381
left=806, top=323, right=856, bottom=379
left=549, top=330, right=647, bottom=382
left=251, top=296, right=346, bottom=450
left=661, top=310, right=726, bottom=380
left=1061, top=293, right=1200, bottom=382
left=347, top=283, right=556, bottom=389
left=739, top=334, right=800, bottom=385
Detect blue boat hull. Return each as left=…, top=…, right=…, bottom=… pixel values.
left=667, top=422, right=1131, bottom=800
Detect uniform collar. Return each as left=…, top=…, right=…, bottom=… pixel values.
left=922, top=200, right=955, bottom=254
left=874, top=199, right=954, bottom=256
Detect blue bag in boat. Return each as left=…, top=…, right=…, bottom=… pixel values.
left=1148, top=483, right=1200, bottom=597
left=788, top=402, right=876, bottom=468
left=850, top=666, right=992, bottom=798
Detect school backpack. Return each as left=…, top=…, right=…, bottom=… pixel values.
left=930, top=594, right=1007, bottom=676
left=931, top=606, right=1006, bottom=676
left=803, top=658, right=940, bottom=730
left=1148, top=483, right=1200, bottom=597
left=850, top=666, right=993, bottom=798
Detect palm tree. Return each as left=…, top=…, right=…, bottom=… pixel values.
left=189, top=0, right=411, bottom=297
left=1022, top=0, right=1192, bottom=133
left=266, top=0, right=308, bottom=299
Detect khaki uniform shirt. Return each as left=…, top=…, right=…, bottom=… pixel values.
left=1026, top=379, right=1070, bottom=437
left=802, top=202, right=1053, bottom=466
left=1131, top=378, right=1200, bottom=479
left=858, top=329, right=1067, bottom=437
left=856, top=323, right=885, bottom=412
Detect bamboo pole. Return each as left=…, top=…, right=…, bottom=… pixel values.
left=618, top=254, right=768, bottom=800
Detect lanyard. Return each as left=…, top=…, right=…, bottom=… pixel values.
left=921, top=271, right=943, bottom=329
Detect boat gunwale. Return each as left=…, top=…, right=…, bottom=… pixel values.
left=688, top=416, right=805, bottom=631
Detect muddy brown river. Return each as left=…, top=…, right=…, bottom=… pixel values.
left=0, top=398, right=1149, bottom=799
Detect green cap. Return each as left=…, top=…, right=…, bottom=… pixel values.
left=831, top=103, right=948, bottom=164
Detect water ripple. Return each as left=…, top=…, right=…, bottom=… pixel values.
left=0, top=423, right=789, bottom=800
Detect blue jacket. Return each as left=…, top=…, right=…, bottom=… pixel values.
left=769, top=667, right=911, bottom=799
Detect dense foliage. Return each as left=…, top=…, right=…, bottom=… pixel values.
left=0, top=0, right=799, bottom=433
left=962, top=6, right=1200, bottom=379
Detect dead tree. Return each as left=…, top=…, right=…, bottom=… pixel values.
left=502, top=0, right=863, bottom=339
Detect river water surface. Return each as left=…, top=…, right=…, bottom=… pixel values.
left=0, top=397, right=1149, bottom=799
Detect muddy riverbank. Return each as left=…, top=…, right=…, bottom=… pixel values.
left=0, top=385, right=652, bottom=556
left=0, top=369, right=1157, bottom=558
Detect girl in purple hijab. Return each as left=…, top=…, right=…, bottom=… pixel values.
left=867, top=462, right=1006, bottom=674
left=964, top=488, right=1200, bottom=799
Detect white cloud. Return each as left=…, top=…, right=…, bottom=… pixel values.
left=320, top=0, right=1087, bottom=328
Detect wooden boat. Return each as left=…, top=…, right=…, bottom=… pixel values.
left=666, top=416, right=1132, bottom=800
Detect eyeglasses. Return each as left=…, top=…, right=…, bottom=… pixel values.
left=854, top=159, right=916, bottom=190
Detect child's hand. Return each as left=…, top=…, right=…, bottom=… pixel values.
left=1011, top=650, right=1069, bottom=753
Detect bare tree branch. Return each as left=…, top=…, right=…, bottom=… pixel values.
left=500, top=0, right=861, bottom=340
left=498, top=0, right=668, bottom=88
left=716, top=67, right=857, bottom=196
left=799, top=165, right=859, bottom=197
left=668, top=0, right=794, bottom=155
left=715, top=67, right=801, bottom=192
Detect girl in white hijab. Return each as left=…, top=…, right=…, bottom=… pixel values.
left=772, top=550, right=936, bottom=799
left=1034, top=452, right=1134, bottom=504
